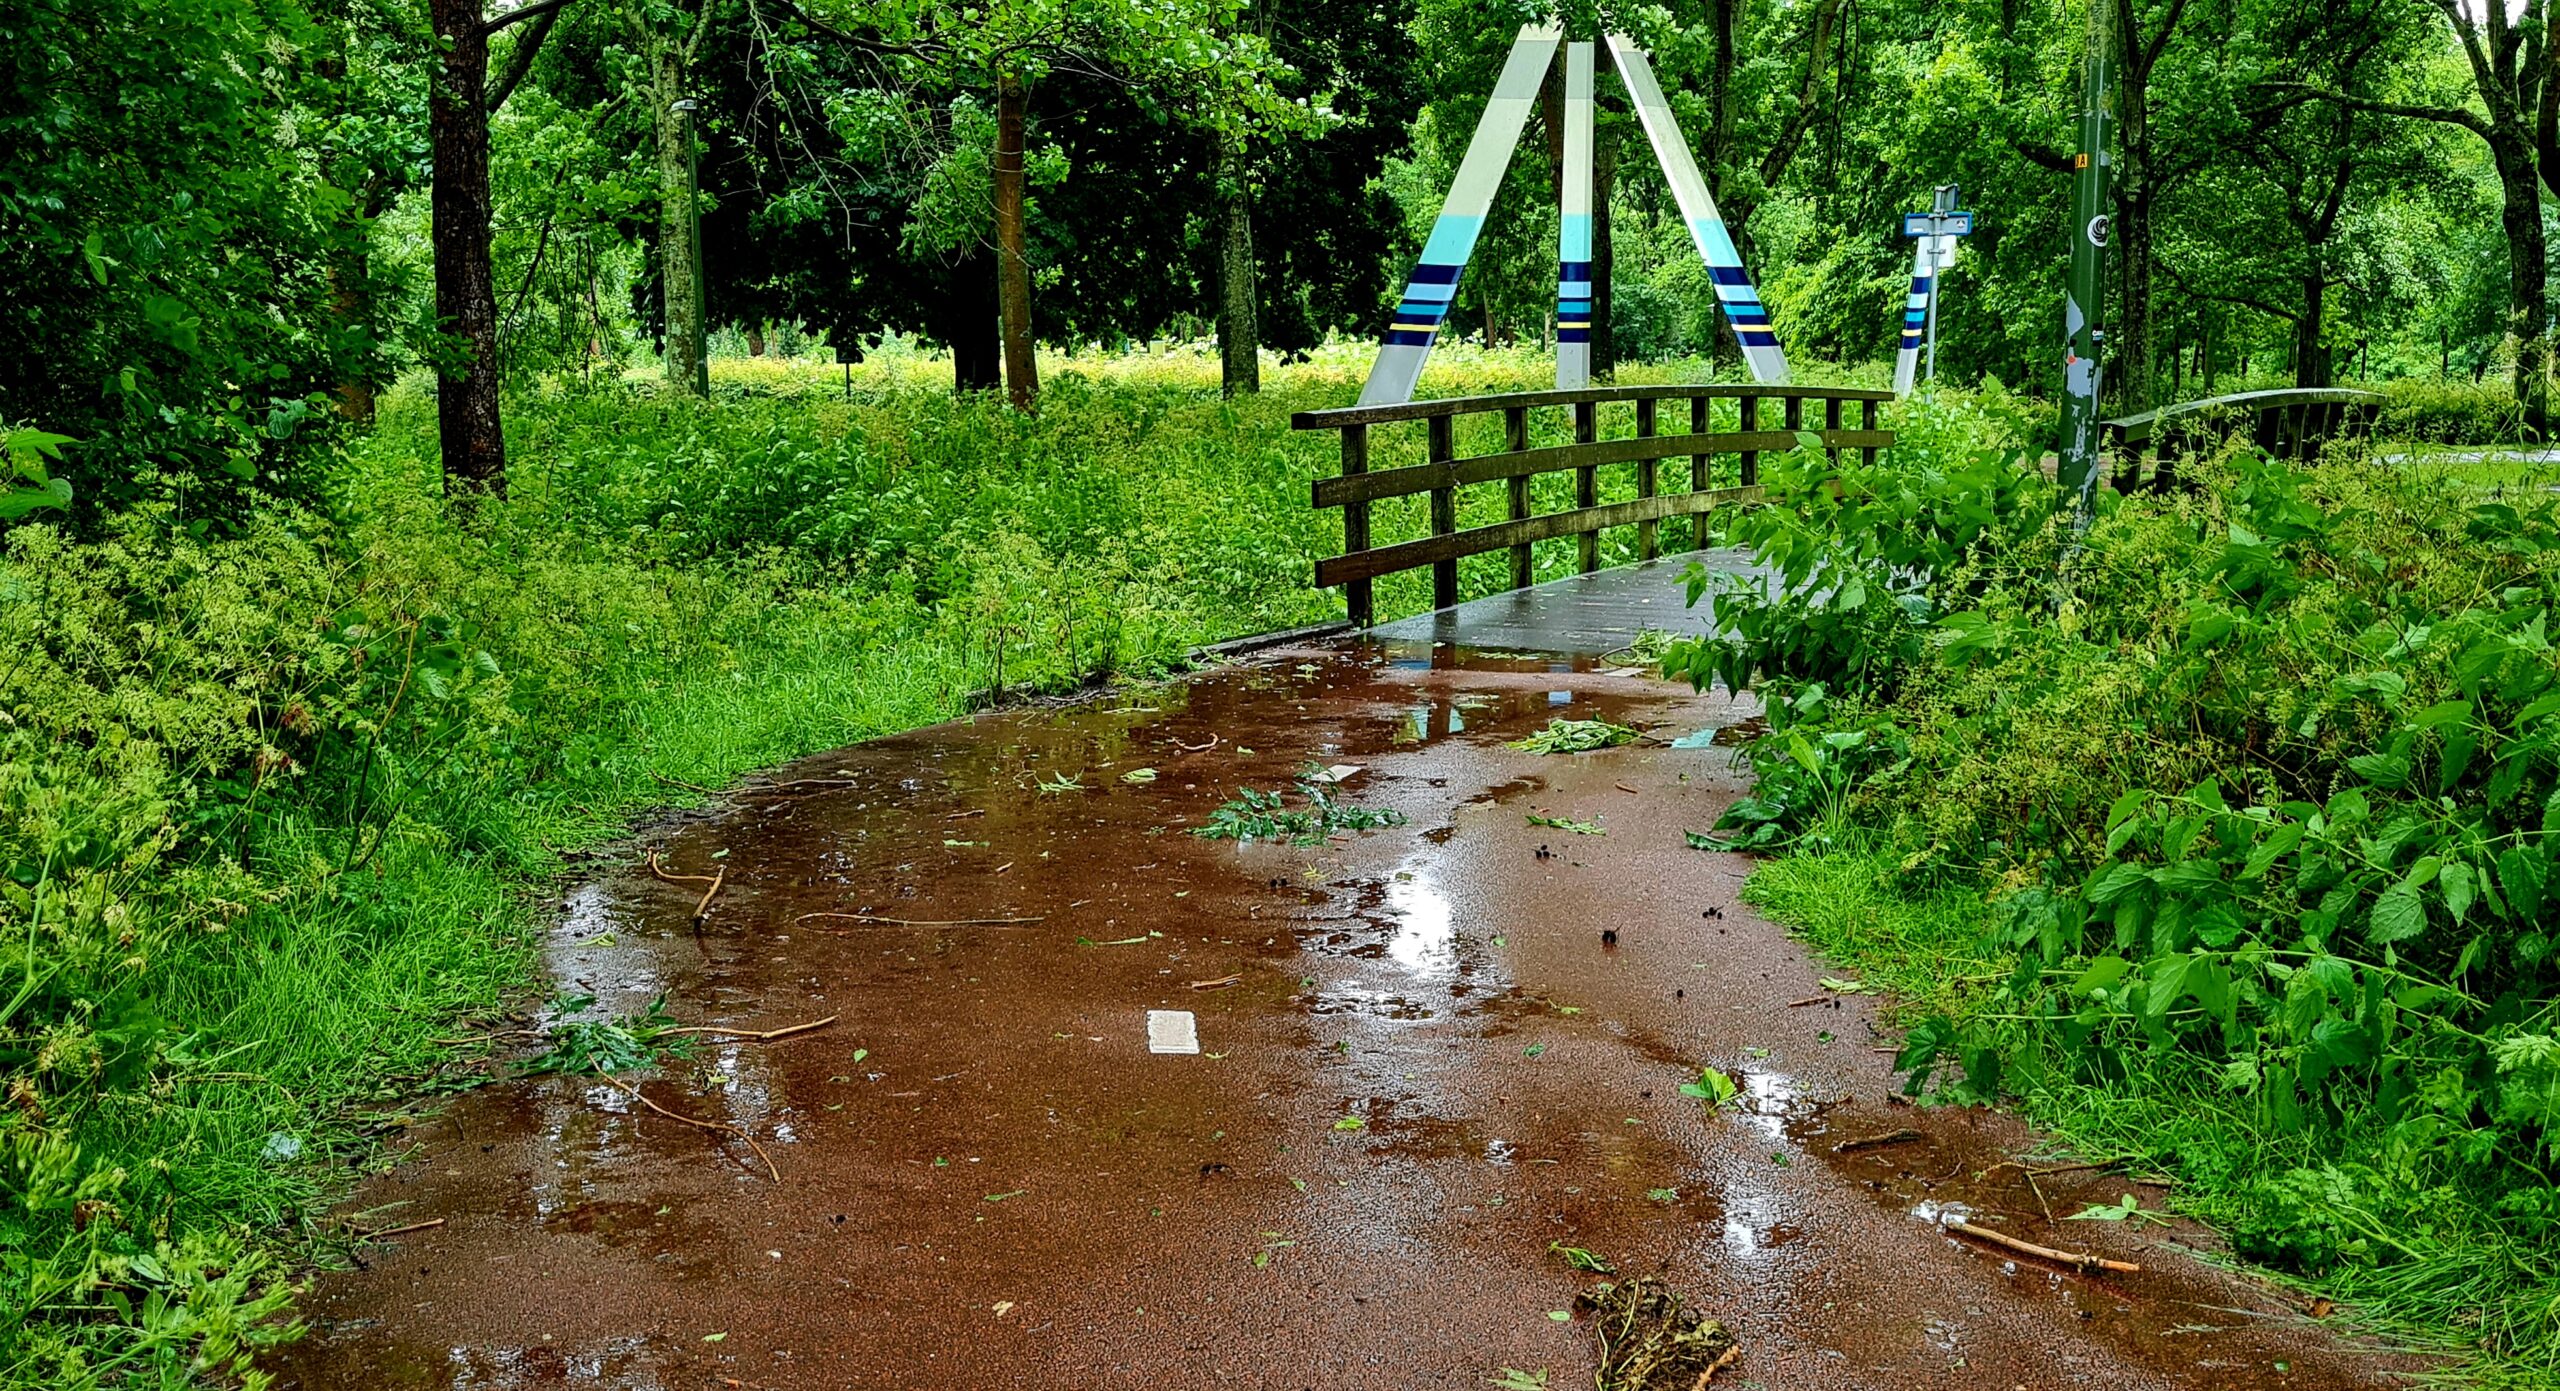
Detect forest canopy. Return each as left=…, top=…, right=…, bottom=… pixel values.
left=0, top=0, right=2539, bottom=516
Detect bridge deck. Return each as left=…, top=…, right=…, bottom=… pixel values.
left=1365, top=547, right=1760, bottom=655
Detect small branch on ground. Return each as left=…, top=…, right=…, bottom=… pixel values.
left=1832, top=1128, right=1923, bottom=1154
left=346, top=1217, right=445, bottom=1240
left=793, top=911, right=1045, bottom=927
left=1945, top=1219, right=2140, bottom=1274
left=660, top=1015, right=838, bottom=1042
left=594, top=1069, right=780, bottom=1183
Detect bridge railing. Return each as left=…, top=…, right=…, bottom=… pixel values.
left=1293, top=384, right=1895, bottom=627
left=2104, top=387, right=2384, bottom=491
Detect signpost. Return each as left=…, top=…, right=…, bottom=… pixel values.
left=1893, top=184, right=1972, bottom=396
left=2056, top=3, right=2115, bottom=524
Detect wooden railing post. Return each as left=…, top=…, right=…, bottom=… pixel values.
left=1634, top=396, right=1660, bottom=561
left=1739, top=394, right=1761, bottom=488
left=1505, top=406, right=1531, bottom=590
left=1573, top=399, right=1599, bottom=573
left=1689, top=395, right=1711, bottom=554
left=1860, top=398, right=1879, bottom=468
left=1342, top=423, right=1372, bottom=627
left=1428, top=413, right=1457, bottom=609
left=1823, top=396, right=1843, bottom=470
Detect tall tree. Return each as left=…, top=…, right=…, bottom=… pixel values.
left=2269, top=0, right=2552, bottom=428
left=426, top=0, right=573, bottom=495
left=623, top=0, right=711, bottom=397
left=792, top=0, right=1303, bottom=410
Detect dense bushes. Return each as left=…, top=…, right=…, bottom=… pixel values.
left=2377, top=378, right=2530, bottom=446
left=1673, top=405, right=2560, bottom=1375
left=0, top=361, right=1388, bottom=1387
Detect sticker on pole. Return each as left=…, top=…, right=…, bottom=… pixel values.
left=1146, top=1010, right=1200, bottom=1055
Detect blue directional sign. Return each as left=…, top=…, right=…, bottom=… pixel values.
left=1903, top=211, right=1974, bottom=237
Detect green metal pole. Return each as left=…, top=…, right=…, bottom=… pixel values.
left=2056, top=1, right=2114, bottom=519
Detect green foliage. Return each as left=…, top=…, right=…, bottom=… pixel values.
left=1, top=0, right=375, bottom=514
left=1509, top=718, right=1639, bottom=754
left=0, top=360, right=1420, bottom=1384
left=1705, top=415, right=2560, bottom=1377
left=1193, top=777, right=1406, bottom=846
left=519, top=995, right=686, bottom=1077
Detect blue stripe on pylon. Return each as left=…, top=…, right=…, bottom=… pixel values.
left=1385, top=329, right=1437, bottom=346
left=1736, top=330, right=1780, bottom=347
left=1408, top=262, right=1463, bottom=285
left=1419, top=215, right=1485, bottom=265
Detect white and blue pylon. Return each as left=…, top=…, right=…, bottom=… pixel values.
left=1606, top=32, right=1788, bottom=385
left=1554, top=41, right=1595, bottom=389
left=1891, top=233, right=1956, bottom=396
left=1358, top=25, right=1562, bottom=407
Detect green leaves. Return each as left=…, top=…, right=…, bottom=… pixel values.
left=0, top=428, right=75, bottom=520
left=1676, top=1066, right=1738, bottom=1107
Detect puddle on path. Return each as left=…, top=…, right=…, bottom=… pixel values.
left=266, top=639, right=2415, bottom=1391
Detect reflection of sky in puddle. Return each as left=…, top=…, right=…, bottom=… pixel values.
left=445, top=1335, right=664, bottom=1390
left=1716, top=1068, right=1808, bottom=1262
left=1737, top=1069, right=1798, bottom=1140
left=1385, top=870, right=1456, bottom=975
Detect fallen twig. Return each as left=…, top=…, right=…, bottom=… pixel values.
left=1785, top=994, right=1830, bottom=1008
left=2024, top=1159, right=2116, bottom=1177
left=1944, top=1219, right=2139, bottom=1274
left=1169, top=733, right=1222, bottom=753
left=1832, top=1128, right=1924, bottom=1154
left=661, top=1015, right=839, bottom=1043
left=594, top=1070, right=780, bottom=1183
left=943, top=808, right=986, bottom=821
left=1189, top=974, right=1242, bottom=991
left=347, top=1217, right=445, bottom=1240
left=739, top=777, right=861, bottom=795
left=793, top=911, right=1046, bottom=928
left=1614, top=782, right=1640, bottom=794
left=645, top=850, right=717, bottom=885
left=649, top=771, right=721, bottom=797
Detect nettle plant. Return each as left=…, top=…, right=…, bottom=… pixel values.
left=1675, top=419, right=2560, bottom=1214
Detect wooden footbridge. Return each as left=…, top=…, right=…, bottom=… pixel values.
left=1291, top=381, right=2389, bottom=641
left=1292, top=383, right=1893, bottom=628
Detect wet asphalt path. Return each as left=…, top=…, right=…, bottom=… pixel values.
left=266, top=637, right=2414, bottom=1390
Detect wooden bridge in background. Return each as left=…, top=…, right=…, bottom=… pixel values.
left=1292, top=384, right=1895, bottom=627
left=2103, top=387, right=2384, bottom=491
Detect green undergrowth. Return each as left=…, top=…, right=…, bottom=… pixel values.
left=1681, top=392, right=2560, bottom=1385
left=1746, top=848, right=2522, bottom=1379
left=1, top=354, right=1568, bottom=1387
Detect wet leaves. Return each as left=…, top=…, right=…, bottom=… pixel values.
left=520, top=994, right=684, bottom=1076
left=982, top=1190, right=1025, bottom=1203
left=1527, top=813, right=1603, bottom=835
left=1511, top=719, right=1640, bottom=754
left=1677, top=1067, right=1739, bottom=1107
left=1035, top=771, right=1084, bottom=794
left=1818, top=976, right=1877, bottom=995
left=2064, top=1193, right=2170, bottom=1227
left=1547, top=1241, right=1613, bottom=1273
left=1523, top=1043, right=1547, bottom=1059
left=1120, top=768, right=1159, bottom=784
left=1332, top=1115, right=1366, bottom=1131
left=1195, top=781, right=1406, bottom=846
left=1488, top=1370, right=1552, bottom=1391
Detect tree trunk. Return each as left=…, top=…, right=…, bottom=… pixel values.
left=2491, top=128, right=2551, bottom=431
left=428, top=0, right=505, bottom=495
left=1592, top=135, right=1616, bottom=380
left=994, top=68, right=1038, bottom=412
left=633, top=9, right=704, bottom=398
left=746, top=322, right=765, bottom=356
left=2294, top=256, right=2331, bottom=389
left=1218, top=143, right=1259, bottom=395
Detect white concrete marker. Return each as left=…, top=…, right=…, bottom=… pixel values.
left=1146, top=1009, right=1200, bottom=1055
